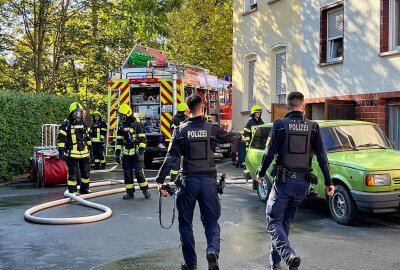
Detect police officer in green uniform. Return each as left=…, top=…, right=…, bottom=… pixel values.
left=156, top=95, right=243, bottom=270
left=257, top=92, right=335, bottom=270
left=90, top=110, right=107, bottom=170
left=116, top=104, right=151, bottom=199
left=57, top=102, right=92, bottom=194
left=169, top=102, right=188, bottom=181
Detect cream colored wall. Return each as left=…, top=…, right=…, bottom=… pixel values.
left=299, top=0, right=400, bottom=99
left=232, top=0, right=302, bottom=131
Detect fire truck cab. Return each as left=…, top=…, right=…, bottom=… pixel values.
left=106, top=45, right=232, bottom=167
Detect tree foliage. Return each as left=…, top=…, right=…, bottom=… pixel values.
left=168, top=0, right=233, bottom=78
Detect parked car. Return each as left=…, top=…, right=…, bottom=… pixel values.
left=244, top=120, right=400, bottom=225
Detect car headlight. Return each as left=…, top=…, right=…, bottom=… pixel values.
left=365, top=174, right=391, bottom=186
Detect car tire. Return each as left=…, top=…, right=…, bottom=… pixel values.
left=256, top=176, right=272, bottom=203
left=328, top=184, right=358, bottom=225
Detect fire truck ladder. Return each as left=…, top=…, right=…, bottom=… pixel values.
left=105, top=88, right=121, bottom=158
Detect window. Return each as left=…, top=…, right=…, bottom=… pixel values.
left=275, top=49, right=287, bottom=104
left=390, top=0, right=400, bottom=50
left=244, top=0, right=258, bottom=12
left=250, top=127, right=271, bottom=150
left=320, top=3, right=344, bottom=64
left=248, top=59, right=256, bottom=108
left=327, top=8, right=344, bottom=62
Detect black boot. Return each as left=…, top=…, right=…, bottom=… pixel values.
left=143, top=189, right=151, bottom=199
left=287, top=254, right=301, bottom=270
left=206, top=252, right=219, bottom=270
left=79, top=183, right=92, bottom=194
left=123, top=190, right=135, bottom=200
left=271, top=263, right=282, bottom=270
left=100, top=163, right=106, bottom=170
left=94, top=163, right=100, bottom=170
left=181, top=262, right=197, bottom=270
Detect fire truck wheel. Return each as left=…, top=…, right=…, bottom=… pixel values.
left=144, top=153, right=153, bottom=169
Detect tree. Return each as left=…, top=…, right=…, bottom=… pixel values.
left=168, top=0, right=233, bottom=78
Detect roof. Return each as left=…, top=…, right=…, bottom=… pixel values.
left=257, top=120, right=375, bottom=128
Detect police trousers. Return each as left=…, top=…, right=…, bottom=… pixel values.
left=177, top=176, right=221, bottom=268
left=92, top=142, right=105, bottom=167
left=66, top=158, right=90, bottom=193
left=266, top=176, right=309, bottom=265
left=122, top=154, right=149, bottom=192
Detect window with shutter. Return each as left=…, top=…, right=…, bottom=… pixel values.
left=248, top=59, right=256, bottom=108
left=327, top=7, right=344, bottom=62
left=275, top=51, right=287, bottom=104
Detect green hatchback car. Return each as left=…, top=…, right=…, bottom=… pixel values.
left=244, top=120, right=400, bottom=225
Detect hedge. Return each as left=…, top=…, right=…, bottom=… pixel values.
left=0, top=91, right=75, bottom=181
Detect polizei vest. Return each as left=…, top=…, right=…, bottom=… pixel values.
left=180, top=121, right=215, bottom=173
left=280, top=117, right=313, bottom=169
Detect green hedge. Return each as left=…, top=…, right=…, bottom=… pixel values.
left=0, top=92, right=75, bottom=181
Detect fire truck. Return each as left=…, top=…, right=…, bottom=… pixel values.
left=106, top=45, right=232, bottom=167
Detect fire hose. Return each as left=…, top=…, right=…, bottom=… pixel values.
left=24, top=160, right=249, bottom=225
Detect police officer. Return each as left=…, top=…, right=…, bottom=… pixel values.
left=244, top=104, right=264, bottom=148
left=256, top=92, right=335, bottom=270
left=169, top=102, right=188, bottom=181
left=116, top=104, right=151, bottom=200
left=57, top=102, right=92, bottom=194
left=90, top=111, right=107, bottom=170
left=156, top=95, right=243, bottom=270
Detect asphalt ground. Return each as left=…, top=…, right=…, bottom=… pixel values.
left=0, top=159, right=400, bottom=270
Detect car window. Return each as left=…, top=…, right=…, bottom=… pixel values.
left=250, top=127, right=271, bottom=150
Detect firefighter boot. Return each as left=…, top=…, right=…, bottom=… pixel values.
left=143, top=189, right=151, bottom=199
left=79, top=183, right=92, bottom=194
left=100, top=163, right=106, bottom=170
left=123, top=189, right=135, bottom=200
left=94, top=163, right=100, bottom=170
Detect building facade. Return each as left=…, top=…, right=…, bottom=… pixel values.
left=232, top=0, right=400, bottom=149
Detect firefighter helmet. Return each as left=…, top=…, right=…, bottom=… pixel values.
left=69, top=102, right=83, bottom=113
left=177, top=102, right=188, bottom=112
left=250, top=105, right=262, bottom=115
left=118, top=104, right=132, bottom=116
left=92, top=110, right=101, bottom=116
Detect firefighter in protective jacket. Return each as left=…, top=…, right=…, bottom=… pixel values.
left=169, top=102, right=188, bottom=181
left=90, top=111, right=107, bottom=170
left=244, top=105, right=264, bottom=148
left=116, top=104, right=151, bottom=199
left=57, top=102, right=92, bottom=194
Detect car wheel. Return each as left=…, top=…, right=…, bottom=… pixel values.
left=328, top=184, right=358, bottom=225
left=256, top=176, right=272, bottom=203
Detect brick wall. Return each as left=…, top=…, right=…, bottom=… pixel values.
left=306, top=91, right=400, bottom=132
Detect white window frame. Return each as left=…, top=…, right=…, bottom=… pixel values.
left=327, top=7, right=344, bottom=62
left=275, top=47, right=287, bottom=104
left=389, top=0, right=400, bottom=50
left=244, top=0, right=258, bottom=13
left=248, top=57, right=257, bottom=109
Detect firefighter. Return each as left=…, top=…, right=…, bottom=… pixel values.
left=156, top=95, right=243, bottom=270
left=57, top=102, right=92, bottom=194
left=169, top=102, right=188, bottom=181
left=115, top=104, right=151, bottom=199
left=90, top=110, right=107, bottom=170
left=244, top=104, right=264, bottom=148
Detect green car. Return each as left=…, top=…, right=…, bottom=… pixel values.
left=244, top=120, right=400, bottom=225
